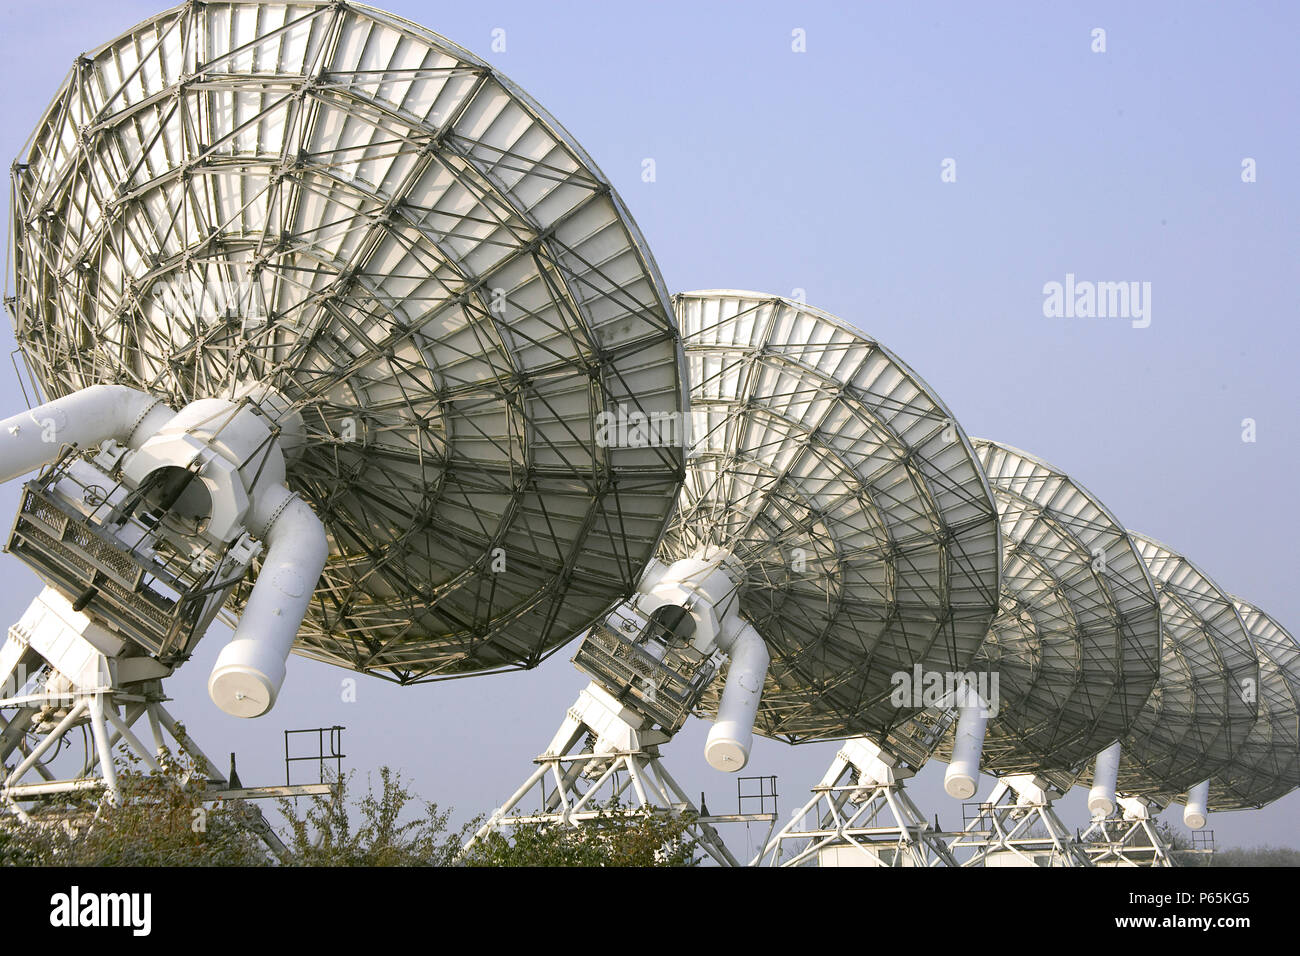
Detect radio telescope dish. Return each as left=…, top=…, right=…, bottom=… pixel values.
left=470, top=288, right=1001, bottom=860
left=7, top=1, right=687, bottom=681
left=884, top=440, right=1163, bottom=775
left=1113, top=534, right=1259, bottom=796
left=1203, top=598, right=1300, bottom=810
left=663, top=291, right=1002, bottom=743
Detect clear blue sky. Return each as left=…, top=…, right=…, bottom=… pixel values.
left=0, top=0, right=1296, bottom=851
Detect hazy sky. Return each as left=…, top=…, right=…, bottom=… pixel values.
left=0, top=0, right=1296, bottom=854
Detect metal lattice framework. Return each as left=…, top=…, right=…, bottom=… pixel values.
left=1204, top=598, right=1300, bottom=810
left=6, top=1, right=687, bottom=681
left=899, top=440, right=1162, bottom=775
left=754, top=739, right=957, bottom=867
left=1116, top=534, right=1259, bottom=796
left=663, top=291, right=1002, bottom=743
left=947, top=774, right=1092, bottom=867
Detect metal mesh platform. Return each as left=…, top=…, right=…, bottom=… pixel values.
left=5, top=457, right=246, bottom=662
left=572, top=623, right=716, bottom=733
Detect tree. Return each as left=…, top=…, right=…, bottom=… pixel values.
left=1156, top=820, right=1212, bottom=867
left=0, top=744, right=273, bottom=867
left=1209, top=845, right=1300, bottom=867
left=277, top=766, right=480, bottom=866
left=462, top=800, right=701, bottom=867
left=0, top=744, right=698, bottom=867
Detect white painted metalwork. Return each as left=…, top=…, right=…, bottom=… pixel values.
left=947, top=774, right=1090, bottom=867
left=460, top=682, right=764, bottom=867
left=464, top=550, right=777, bottom=860
left=1183, top=779, right=1210, bottom=829
left=1088, top=741, right=1123, bottom=817
left=1112, top=534, right=1259, bottom=798
left=1079, top=796, right=1173, bottom=867
left=0, top=1, right=686, bottom=836
left=7, top=0, right=687, bottom=684
left=884, top=441, right=1162, bottom=776
left=0, top=587, right=289, bottom=857
left=1197, top=598, right=1300, bottom=813
left=753, top=738, right=955, bottom=867
left=1075, top=537, right=1262, bottom=857
left=944, top=694, right=990, bottom=799
left=969, top=441, right=1163, bottom=770
left=475, top=289, right=1001, bottom=862
left=668, top=291, right=1002, bottom=743
left=1, top=386, right=324, bottom=716
left=827, top=440, right=1162, bottom=865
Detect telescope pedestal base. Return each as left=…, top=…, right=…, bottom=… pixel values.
left=948, top=774, right=1090, bottom=867
left=1080, top=796, right=1175, bottom=867
left=0, top=589, right=287, bottom=858
left=464, top=682, right=742, bottom=866
left=754, top=738, right=956, bottom=867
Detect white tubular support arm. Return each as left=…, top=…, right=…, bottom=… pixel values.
left=0, top=384, right=170, bottom=483
left=208, top=484, right=328, bottom=717
left=704, top=620, right=770, bottom=772
left=1088, top=741, right=1123, bottom=818
left=944, top=683, right=990, bottom=799
left=1183, top=779, right=1210, bottom=830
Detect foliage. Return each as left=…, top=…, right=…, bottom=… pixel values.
left=1205, top=844, right=1300, bottom=867
left=277, top=766, right=479, bottom=866
left=1156, top=823, right=1300, bottom=867
left=0, top=733, right=702, bottom=867
left=462, top=799, right=701, bottom=867
left=1154, top=820, right=1214, bottom=867
left=9, top=743, right=1289, bottom=868
left=0, top=741, right=272, bottom=867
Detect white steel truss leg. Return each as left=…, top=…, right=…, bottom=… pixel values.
left=1078, top=796, right=1175, bottom=867
left=947, top=774, right=1090, bottom=867
left=0, top=589, right=289, bottom=858
left=754, top=738, right=956, bottom=867
left=464, top=682, right=744, bottom=866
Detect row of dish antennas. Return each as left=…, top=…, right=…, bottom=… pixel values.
left=0, top=380, right=1254, bottom=863
left=0, top=354, right=1284, bottom=867
left=0, top=382, right=764, bottom=740
left=0, top=315, right=1288, bottom=870
left=0, top=2, right=1290, bottom=867
left=5, top=281, right=1290, bottom=872
left=0, top=387, right=758, bottom=739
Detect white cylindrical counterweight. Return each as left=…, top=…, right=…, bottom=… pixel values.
left=1088, top=741, right=1122, bottom=817
left=1183, top=779, right=1210, bottom=830
left=208, top=488, right=328, bottom=717
left=944, top=688, right=989, bottom=799
left=705, top=622, right=769, bottom=772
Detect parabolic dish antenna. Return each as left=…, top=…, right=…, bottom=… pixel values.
left=1202, top=598, right=1300, bottom=810
left=663, top=291, right=1002, bottom=743
left=1113, top=534, right=1259, bottom=796
left=7, top=0, right=687, bottom=680
left=883, top=439, right=1163, bottom=775
left=469, top=288, right=1002, bottom=863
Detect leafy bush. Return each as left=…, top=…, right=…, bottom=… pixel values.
left=0, top=745, right=272, bottom=867
left=462, top=799, right=701, bottom=867
left=278, top=766, right=478, bottom=866
left=1208, top=845, right=1300, bottom=867
left=0, top=743, right=702, bottom=867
